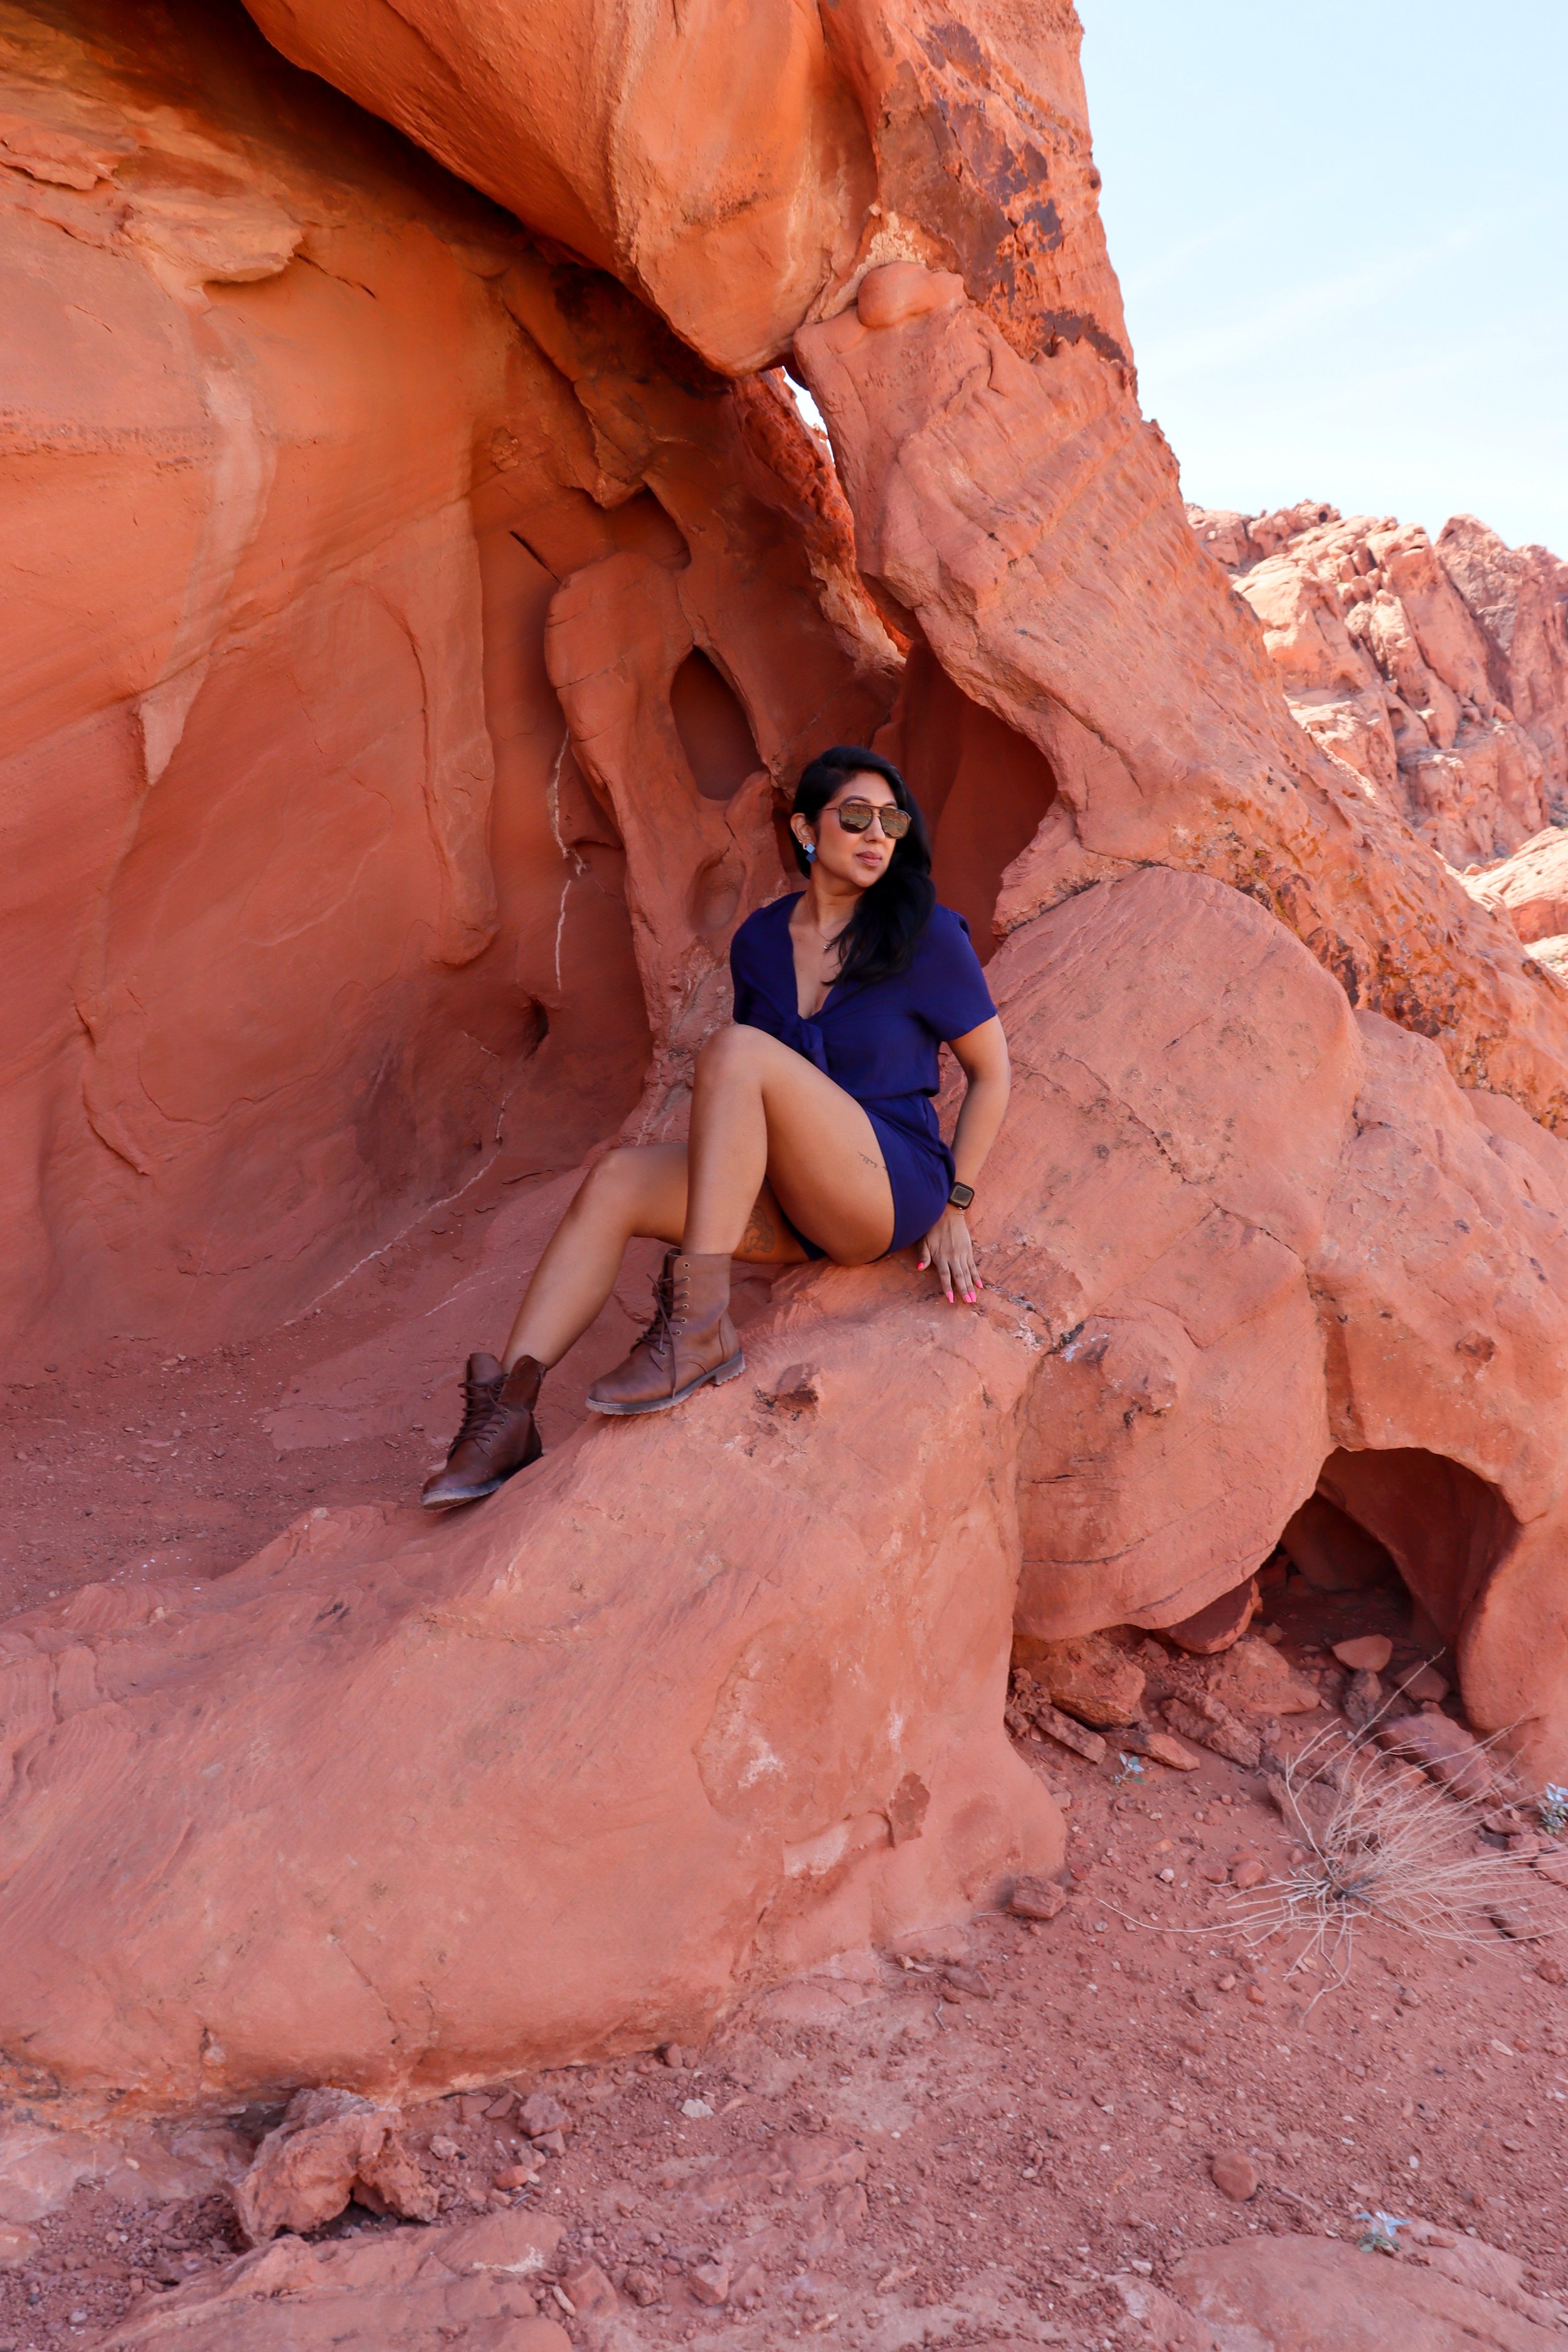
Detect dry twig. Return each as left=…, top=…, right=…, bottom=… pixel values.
left=1227, top=1714, right=1547, bottom=2003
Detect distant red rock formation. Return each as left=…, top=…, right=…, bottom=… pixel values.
left=1190, top=500, right=1568, bottom=866
left=1466, top=825, right=1568, bottom=982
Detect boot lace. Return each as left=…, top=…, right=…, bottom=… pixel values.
left=453, top=1367, right=505, bottom=1447
left=631, top=1266, right=679, bottom=1365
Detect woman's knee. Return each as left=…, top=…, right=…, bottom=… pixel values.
left=696, top=1022, right=768, bottom=1083
left=575, top=1145, right=647, bottom=1216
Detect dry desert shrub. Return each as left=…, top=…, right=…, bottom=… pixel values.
left=1229, top=1718, right=1548, bottom=2001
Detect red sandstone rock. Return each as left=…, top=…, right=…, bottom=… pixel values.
left=1170, top=2231, right=1561, bottom=2349
left=1161, top=1578, right=1259, bottom=1656
left=518, top=2095, right=570, bottom=2141
left=1007, top=1876, right=1068, bottom=1922
left=687, top=2259, right=731, bottom=2307
left=1163, top=1698, right=1263, bottom=1774
left=1190, top=502, right=1564, bottom=868
left=1279, top=1496, right=1398, bottom=1592
left=90, top=2209, right=569, bottom=2351
left=231, top=2092, right=381, bottom=2244
left=492, top=2162, right=539, bottom=2192
left=1207, top=1639, right=1321, bottom=1719
left=798, top=272, right=1568, bottom=1131
left=2, top=0, right=1568, bottom=2132
left=0, top=1254, right=1063, bottom=2102
left=1334, top=1635, right=1394, bottom=1672
left=1373, top=1714, right=1496, bottom=1802
left=241, top=0, right=1122, bottom=381
left=246, top=0, right=1568, bottom=1130
left=7, top=866, right=1568, bottom=2105
left=1439, top=516, right=1568, bottom=808
left=1030, top=1702, right=1109, bottom=1765
left=0, top=3, right=889, bottom=1375
left=560, top=2259, right=620, bottom=2316
left=1468, top=827, right=1568, bottom=946
left=1010, top=1633, right=1145, bottom=1727
left=1409, top=2236, right=1568, bottom=2333
left=1138, top=1732, right=1202, bottom=1773
left=231, top=2089, right=436, bottom=2243
left=1209, top=2149, right=1258, bottom=2200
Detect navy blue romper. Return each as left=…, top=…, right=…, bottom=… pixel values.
left=729, top=894, right=998, bottom=1256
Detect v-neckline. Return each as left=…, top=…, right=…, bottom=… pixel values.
left=785, top=893, right=844, bottom=1023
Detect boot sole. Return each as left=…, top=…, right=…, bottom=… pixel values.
left=420, top=1429, right=543, bottom=1508
left=585, top=1352, right=745, bottom=1417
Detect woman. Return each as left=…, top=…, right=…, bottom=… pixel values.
left=420, top=745, right=1011, bottom=1506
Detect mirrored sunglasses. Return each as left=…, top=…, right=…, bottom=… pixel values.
left=831, top=798, right=912, bottom=840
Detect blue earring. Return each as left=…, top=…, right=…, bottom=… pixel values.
left=800, top=837, right=816, bottom=863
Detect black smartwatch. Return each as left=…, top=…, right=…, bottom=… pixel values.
left=948, top=1181, right=975, bottom=1210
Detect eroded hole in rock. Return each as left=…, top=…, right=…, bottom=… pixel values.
left=1270, top=1449, right=1520, bottom=1715
left=876, top=645, right=1057, bottom=960
left=670, top=649, right=761, bottom=802
left=1278, top=1489, right=1403, bottom=1599
left=691, top=852, right=743, bottom=935
left=1308, top=1446, right=1519, bottom=1653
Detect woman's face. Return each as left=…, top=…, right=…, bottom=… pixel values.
left=795, top=771, right=902, bottom=892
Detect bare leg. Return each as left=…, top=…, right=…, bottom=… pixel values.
left=501, top=1025, right=889, bottom=1374
left=500, top=1141, right=807, bottom=1371
left=683, top=1024, right=894, bottom=1261
left=500, top=1145, right=683, bottom=1371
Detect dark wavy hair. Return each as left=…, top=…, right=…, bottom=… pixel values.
left=792, top=746, right=935, bottom=987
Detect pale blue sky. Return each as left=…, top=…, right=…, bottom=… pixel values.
left=1078, top=3, right=1567, bottom=554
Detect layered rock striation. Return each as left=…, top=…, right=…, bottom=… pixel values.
left=1191, top=500, right=1568, bottom=867
left=0, top=0, right=889, bottom=1370
left=1465, top=824, right=1568, bottom=982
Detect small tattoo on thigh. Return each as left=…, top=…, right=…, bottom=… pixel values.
left=857, top=1151, right=882, bottom=1171
left=742, top=1208, right=778, bottom=1256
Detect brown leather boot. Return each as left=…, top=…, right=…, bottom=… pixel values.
left=421, top=1352, right=544, bottom=1507
left=586, top=1250, right=742, bottom=1416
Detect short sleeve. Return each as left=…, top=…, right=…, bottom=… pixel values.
left=916, top=908, right=997, bottom=1040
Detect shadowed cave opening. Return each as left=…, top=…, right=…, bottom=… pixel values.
left=670, top=649, right=761, bottom=802
left=1276, top=1446, right=1519, bottom=1679
left=876, top=645, right=1057, bottom=961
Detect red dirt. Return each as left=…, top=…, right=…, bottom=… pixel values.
left=0, top=1161, right=592, bottom=1624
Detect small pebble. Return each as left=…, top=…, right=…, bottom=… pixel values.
left=1009, top=1875, right=1067, bottom=1922
left=1405, top=1663, right=1449, bottom=1702
left=1333, top=1634, right=1392, bottom=1672
left=1211, top=2149, right=1259, bottom=2201
left=688, top=2259, right=731, bottom=2307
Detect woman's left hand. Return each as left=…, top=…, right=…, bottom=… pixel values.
left=917, top=1208, right=982, bottom=1304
